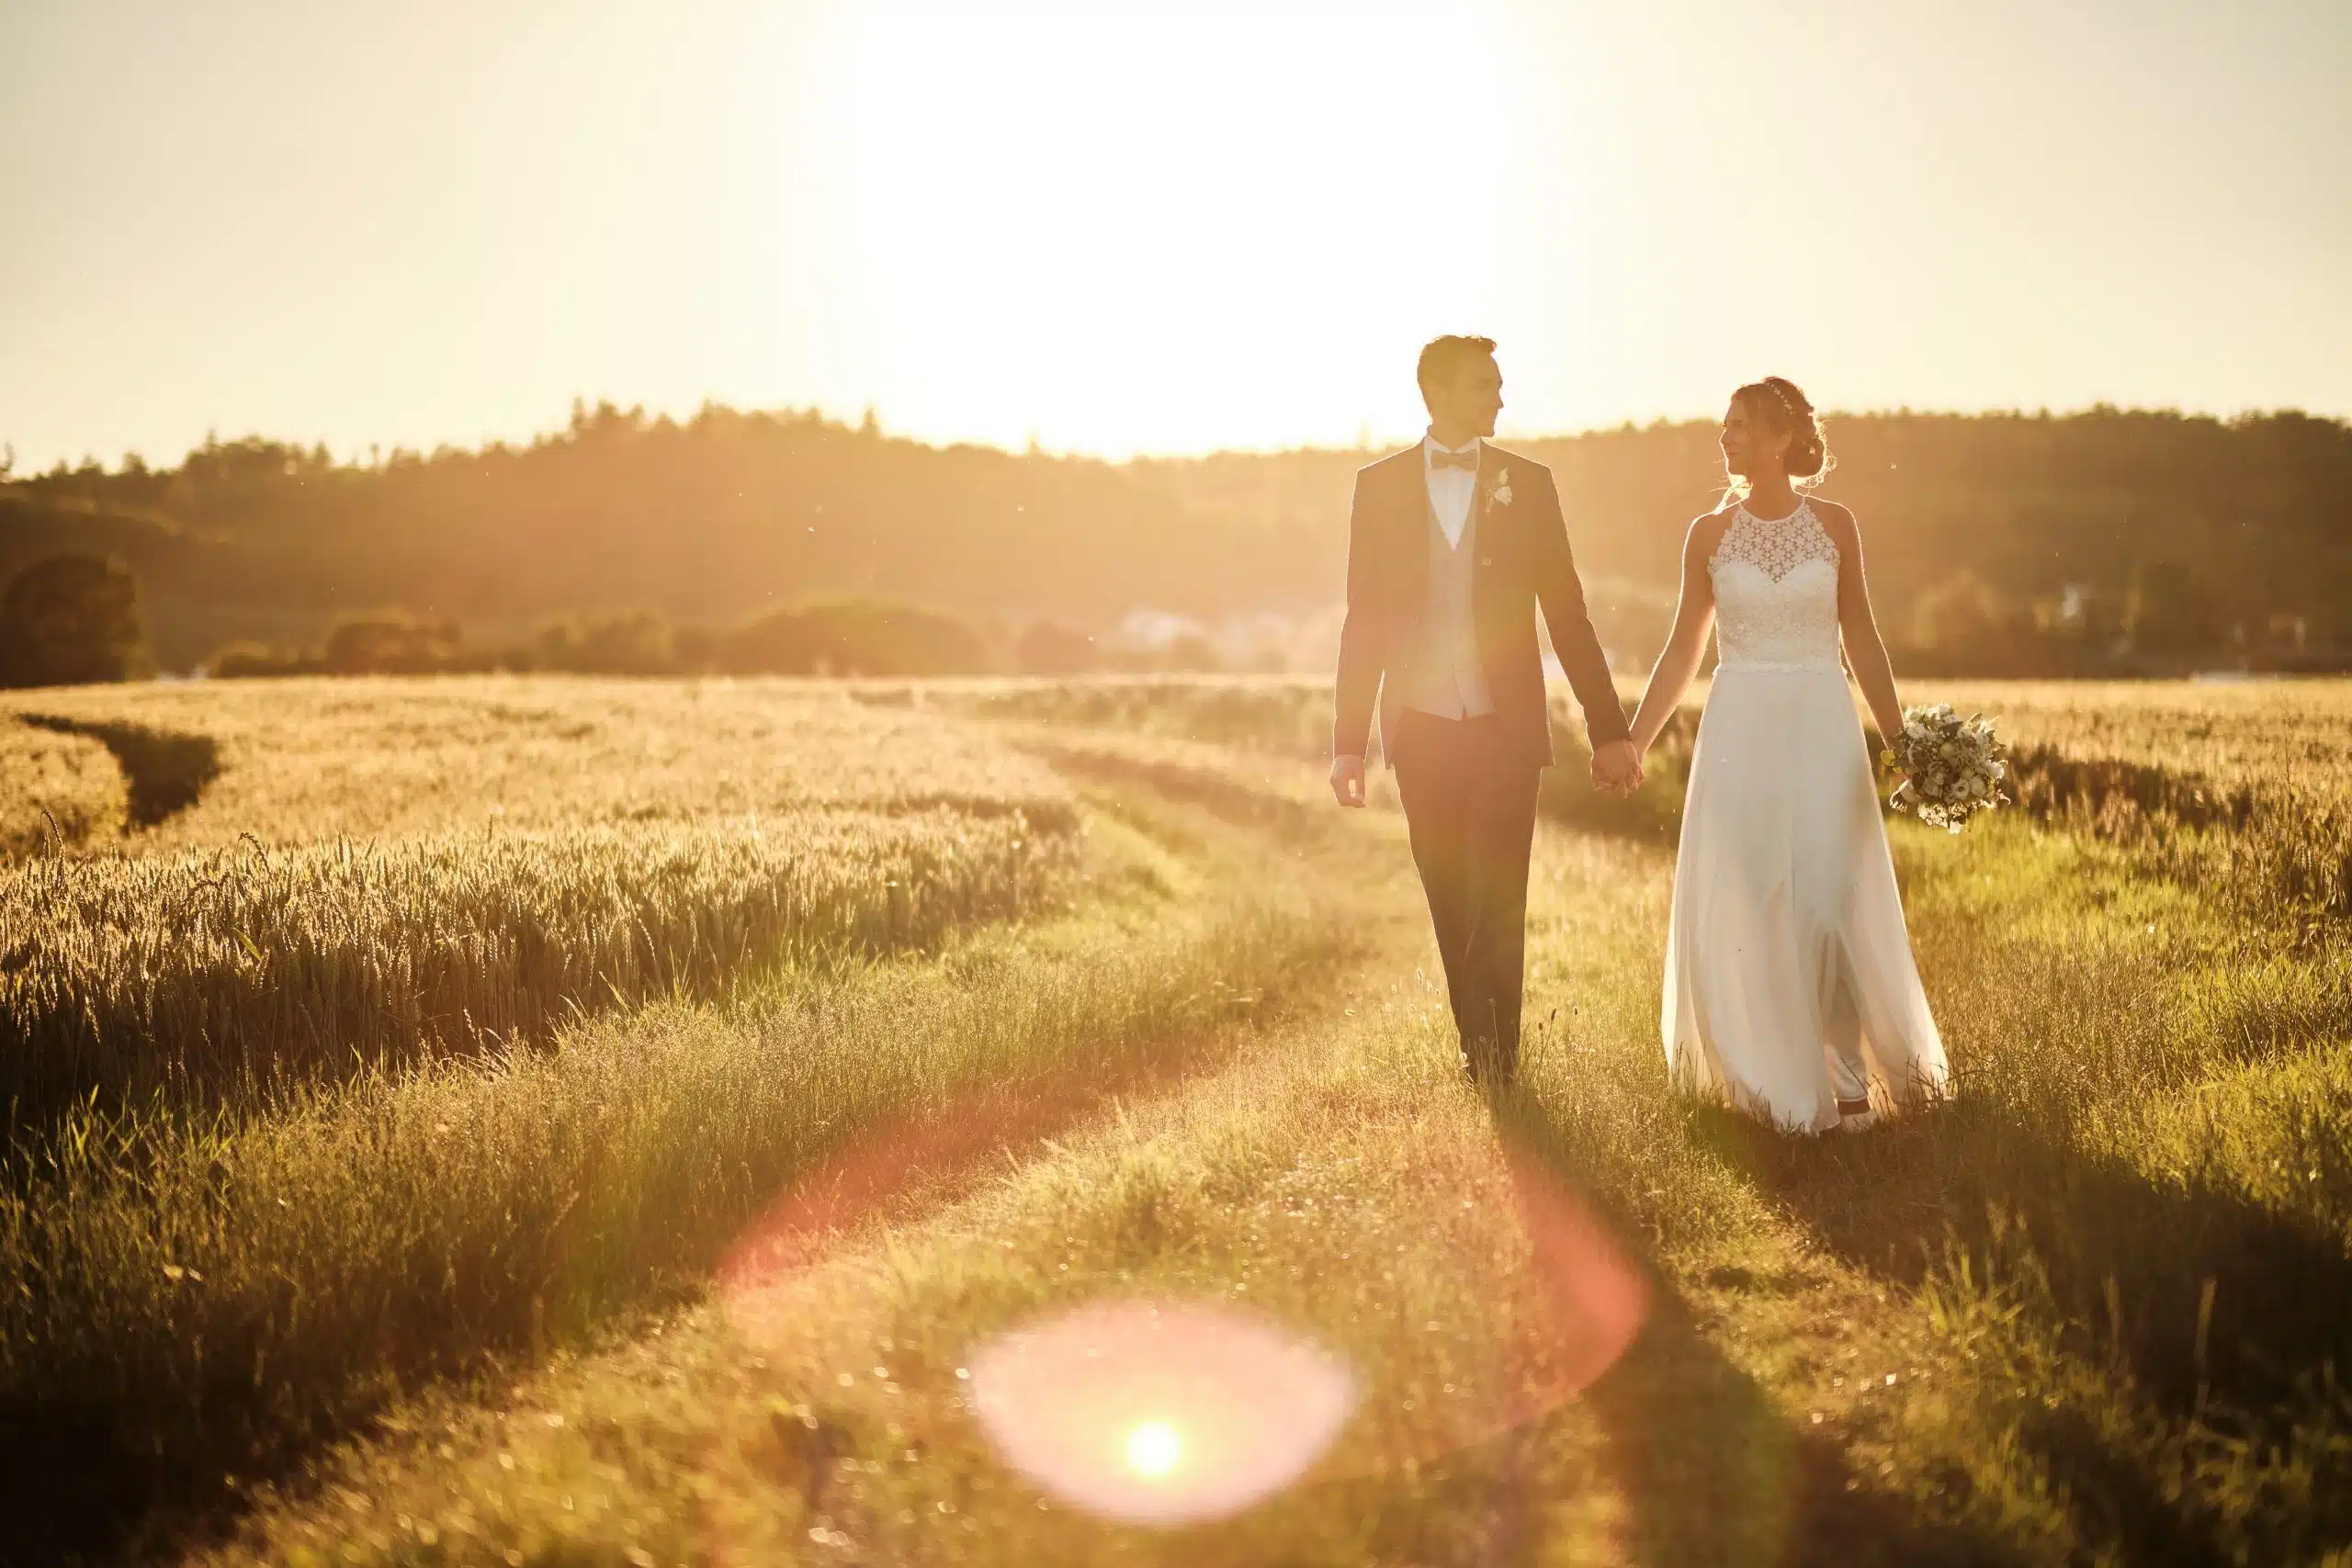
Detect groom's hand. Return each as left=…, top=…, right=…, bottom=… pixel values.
left=1329, top=754, right=1368, bottom=808
left=1590, top=739, right=1644, bottom=797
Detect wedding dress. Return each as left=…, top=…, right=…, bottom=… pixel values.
left=1661, top=499, right=1949, bottom=1133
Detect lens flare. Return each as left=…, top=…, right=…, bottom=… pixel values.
left=968, top=1298, right=1354, bottom=1525
left=1125, top=1420, right=1182, bottom=1478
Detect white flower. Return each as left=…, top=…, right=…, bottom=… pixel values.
left=1488, top=468, right=1513, bottom=508
left=1888, top=705, right=2007, bottom=829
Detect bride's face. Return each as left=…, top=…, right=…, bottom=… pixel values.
left=1720, top=394, right=1789, bottom=479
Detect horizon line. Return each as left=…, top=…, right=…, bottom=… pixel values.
left=7, top=396, right=2346, bottom=479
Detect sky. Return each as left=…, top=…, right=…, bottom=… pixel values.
left=2, top=0, right=2347, bottom=469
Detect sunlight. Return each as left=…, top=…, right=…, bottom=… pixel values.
left=967, top=1297, right=1355, bottom=1524
left=1125, top=1419, right=1183, bottom=1478
left=809, top=0, right=1513, bottom=455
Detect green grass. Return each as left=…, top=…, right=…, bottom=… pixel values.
left=17, top=675, right=2352, bottom=1564
left=1507, top=813, right=2352, bottom=1563
left=185, top=784, right=1628, bottom=1568
left=0, top=791, right=1351, bottom=1561
left=189, top=700, right=2352, bottom=1567
left=0, top=681, right=1091, bottom=1126
left=933, top=673, right=2352, bottom=921
left=1914, top=680, right=2352, bottom=927
left=1, top=809, right=1068, bottom=1124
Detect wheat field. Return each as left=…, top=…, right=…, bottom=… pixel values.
left=0, top=715, right=126, bottom=859
left=0, top=681, right=1082, bottom=1123
left=6, top=673, right=2352, bottom=1565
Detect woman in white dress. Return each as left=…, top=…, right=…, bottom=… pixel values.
left=1623, top=378, right=1948, bottom=1134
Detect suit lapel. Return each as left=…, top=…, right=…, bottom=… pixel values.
left=1470, top=442, right=1488, bottom=534
left=1466, top=442, right=1490, bottom=623
left=1395, top=444, right=1431, bottom=611
left=1475, top=442, right=1513, bottom=532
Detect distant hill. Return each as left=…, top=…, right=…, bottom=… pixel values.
left=6, top=402, right=2347, bottom=672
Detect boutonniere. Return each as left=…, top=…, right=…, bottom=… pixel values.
left=1487, top=467, right=1513, bottom=509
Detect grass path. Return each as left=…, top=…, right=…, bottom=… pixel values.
left=186, top=744, right=1949, bottom=1567
left=197, top=802, right=1629, bottom=1566
left=176, top=734, right=2352, bottom=1564
left=6, top=776, right=1347, bottom=1562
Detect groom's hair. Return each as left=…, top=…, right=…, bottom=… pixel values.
left=1416, top=335, right=1498, bottom=401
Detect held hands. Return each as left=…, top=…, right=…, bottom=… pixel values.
left=1335, top=744, right=1639, bottom=805
left=1590, top=739, right=1645, bottom=798
left=1329, top=753, right=1368, bottom=808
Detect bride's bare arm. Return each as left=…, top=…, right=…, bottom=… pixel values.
left=1627, top=513, right=1730, bottom=756
left=1818, top=501, right=1907, bottom=745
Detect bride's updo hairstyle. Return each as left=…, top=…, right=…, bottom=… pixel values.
left=1735, top=377, right=1834, bottom=488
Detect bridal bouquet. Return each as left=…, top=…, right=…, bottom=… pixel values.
left=1882, top=703, right=2009, bottom=832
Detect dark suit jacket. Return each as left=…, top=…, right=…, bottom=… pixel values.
left=1332, top=441, right=1630, bottom=769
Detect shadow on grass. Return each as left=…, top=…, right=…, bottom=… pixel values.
left=1698, top=1100, right=2352, bottom=1561
left=1485, top=1090, right=2027, bottom=1566
left=21, top=714, right=221, bottom=828
left=1584, top=1290, right=2022, bottom=1568
left=0, top=993, right=1292, bottom=1567
left=1702, top=1100, right=2352, bottom=1416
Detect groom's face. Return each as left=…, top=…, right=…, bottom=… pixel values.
left=1428, top=354, right=1504, bottom=438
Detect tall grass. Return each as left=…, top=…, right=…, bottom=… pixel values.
left=19, top=674, right=2352, bottom=1562
left=932, top=678, right=2352, bottom=924
left=1, top=810, right=1069, bottom=1123
left=0, top=679, right=1093, bottom=1127
left=914, top=674, right=1701, bottom=841
left=1501, top=803, right=2352, bottom=1561
left=1915, top=681, right=2352, bottom=926
left=987, top=692, right=2352, bottom=1558
left=911, top=675, right=1340, bottom=761
left=0, top=803, right=1348, bottom=1557
left=3, top=676, right=1077, bottom=851
left=0, top=715, right=126, bottom=859
left=1917, top=681, right=2352, bottom=791
left=187, top=966, right=1628, bottom=1568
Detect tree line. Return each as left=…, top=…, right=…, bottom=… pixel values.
left=0, top=558, right=1182, bottom=690
left=5, top=400, right=2347, bottom=680
left=201, top=600, right=1136, bottom=681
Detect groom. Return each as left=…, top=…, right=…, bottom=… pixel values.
left=1330, top=335, right=1642, bottom=1084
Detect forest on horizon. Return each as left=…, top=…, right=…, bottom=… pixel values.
left=4, top=400, right=2348, bottom=678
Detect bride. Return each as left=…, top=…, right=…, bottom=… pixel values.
left=1623, top=378, right=1948, bottom=1134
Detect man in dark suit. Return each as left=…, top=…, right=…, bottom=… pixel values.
left=1329, top=335, right=1642, bottom=1084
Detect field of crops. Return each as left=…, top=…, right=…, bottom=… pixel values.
left=0, top=714, right=125, bottom=858
left=937, top=672, right=2352, bottom=918
left=7, top=672, right=2352, bottom=1565
left=1, top=678, right=1075, bottom=852
left=0, top=681, right=1080, bottom=1120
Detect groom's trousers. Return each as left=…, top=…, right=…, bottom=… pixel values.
left=1390, top=710, right=1544, bottom=1081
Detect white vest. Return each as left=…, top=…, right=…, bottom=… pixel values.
left=1396, top=485, right=1494, bottom=720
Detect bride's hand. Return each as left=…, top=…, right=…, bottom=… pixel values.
left=1591, top=739, right=1644, bottom=796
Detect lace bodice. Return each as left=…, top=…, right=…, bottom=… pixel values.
left=1708, top=499, right=1843, bottom=669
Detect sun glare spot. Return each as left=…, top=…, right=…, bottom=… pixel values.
left=968, top=1297, right=1355, bottom=1524
left=1125, top=1420, right=1182, bottom=1478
